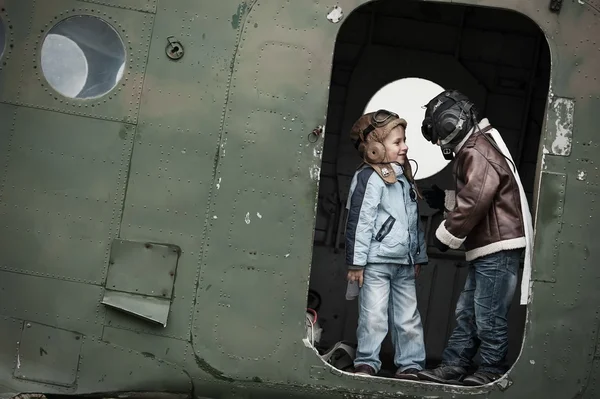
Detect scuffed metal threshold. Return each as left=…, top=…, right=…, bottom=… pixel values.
left=8, top=393, right=190, bottom=399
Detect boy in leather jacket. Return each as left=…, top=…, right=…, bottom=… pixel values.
left=417, top=90, right=533, bottom=386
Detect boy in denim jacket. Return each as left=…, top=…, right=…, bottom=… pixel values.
left=345, top=110, right=428, bottom=380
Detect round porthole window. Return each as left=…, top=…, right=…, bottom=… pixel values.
left=41, top=15, right=126, bottom=99
left=0, top=18, right=6, bottom=60
left=364, top=77, right=449, bottom=180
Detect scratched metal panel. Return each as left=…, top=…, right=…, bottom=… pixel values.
left=102, top=326, right=193, bottom=366
left=110, top=0, right=247, bottom=340
left=531, top=172, right=566, bottom=283
left=192, top=0, right=336, bottom=382
left=75, top=337, right=191, bottom=394
left=12, top=0, right=153, bottom=124
left=0, top=271, right=104, bottom=337
left=0, top=317, right=22, bottom=388
left=0, top=107, right=133, bottom=284
left=77, top=0, right=157, bottom=13
left=14, top=322, right=82, bottom=387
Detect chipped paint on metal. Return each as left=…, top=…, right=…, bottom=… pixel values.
left=545, top=97, right=574, bottom=156
left=310, top=165, right=321, bottom=181
left=231, top=2, right=247, bottom=30
left=213, top=215, right=218, bottom=219
left=256, top=212, right=262, bottom=219
left=496, top=377, right=512, bottom=390
left=245, top=212, right=251, bottom=224
left=216, top=177, right=222, bottom=190
left=552, top=98, right=574, bottom=155
left=285, top=253, right=290, bottom=258
left=530, top=359, right=536, bottom=365
left=577, top=170, right=587, bottom=181
left=327, top=6, right=343, bottom=23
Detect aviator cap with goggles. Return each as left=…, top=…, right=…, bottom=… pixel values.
left=350, top=109, right=407, bottom=184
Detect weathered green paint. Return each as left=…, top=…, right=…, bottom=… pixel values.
left=231, top=2, right=247, bottom=30
left=0, top=0, right=598, bottom=398
left=531, top=172, right=566, bottom=283
left=14, top=322, right=82, bottom=387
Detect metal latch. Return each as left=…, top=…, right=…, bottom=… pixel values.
left=166, top=36, right=184, bottom=60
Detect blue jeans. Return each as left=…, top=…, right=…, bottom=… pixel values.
left=442, top=249, right=522, bottom=374
left=355, top=263, right=426, bottom=373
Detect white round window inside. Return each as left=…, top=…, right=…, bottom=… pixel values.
left=41, top=16, right=126, bottom=99
left=364, top=77, right=449, bottom=180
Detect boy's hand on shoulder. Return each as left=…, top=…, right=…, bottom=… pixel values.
left=347, top=269, right=364, bottom=287
left=415, top=264, right=421, bottom=278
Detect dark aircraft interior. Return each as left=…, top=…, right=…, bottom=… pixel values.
left=307, top=0, right=550, bottom=378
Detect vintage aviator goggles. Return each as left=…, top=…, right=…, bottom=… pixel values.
left=353, top=109, right=400, bottom=149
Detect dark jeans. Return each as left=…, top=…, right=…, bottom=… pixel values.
left=442, top=248, right=522, bottom=374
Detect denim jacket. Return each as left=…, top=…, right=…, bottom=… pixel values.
left=345, top=164, right=428, bottom=269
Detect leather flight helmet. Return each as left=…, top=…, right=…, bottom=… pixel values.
left=350, top=109, right=407, bottom=184
left=421, top=90, right=479, bottom=160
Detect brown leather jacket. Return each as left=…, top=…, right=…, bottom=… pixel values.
left=435, top=126, right=526, bottom=261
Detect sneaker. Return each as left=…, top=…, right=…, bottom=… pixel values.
left=417, top=365, right=467, bottom=385
left=394, top=368, right=420, bottom=381
left=463, top=371, right=502, bottom=386
left=353, top=364, right=376, bottom=376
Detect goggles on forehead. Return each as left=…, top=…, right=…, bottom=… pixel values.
left=355, top=109, right=399, bottom=148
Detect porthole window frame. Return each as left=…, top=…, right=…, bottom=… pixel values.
left=0, top=7, right=15, bottom=70
left=35, top=10, right=129, bottom=105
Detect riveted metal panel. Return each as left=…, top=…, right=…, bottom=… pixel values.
left=0, top=103, right=17, bottom=181
left=10, top=0, right=153, bottom=124
left=0, top=4, right=17, bottom=74
left=103, top=249, right=199, bottom=340
left=192, top=0, right=333, bottom=382
left=14, top=322, right=82, bottom=387
left=77, top=0, right=157, bottom=13
left=106, top=239, right=180, bottom=298
left=110, top=0, right=247, bottom=340
left=102, top=326, right=194, bottom=366
left=0, top=271, right=105, bottom=337
left=587, top=0, right=600, bottom=12
left=200, top=266, right=287, bottom=361
left=0, top=107, right=134, bottom=284
left=75, top=337, right=191, bottom=394
left=532, top=172, right=566, bottom=283
left=102, top=239, right=180, bottom=326
left=0, top=0, right=34, bottom=102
